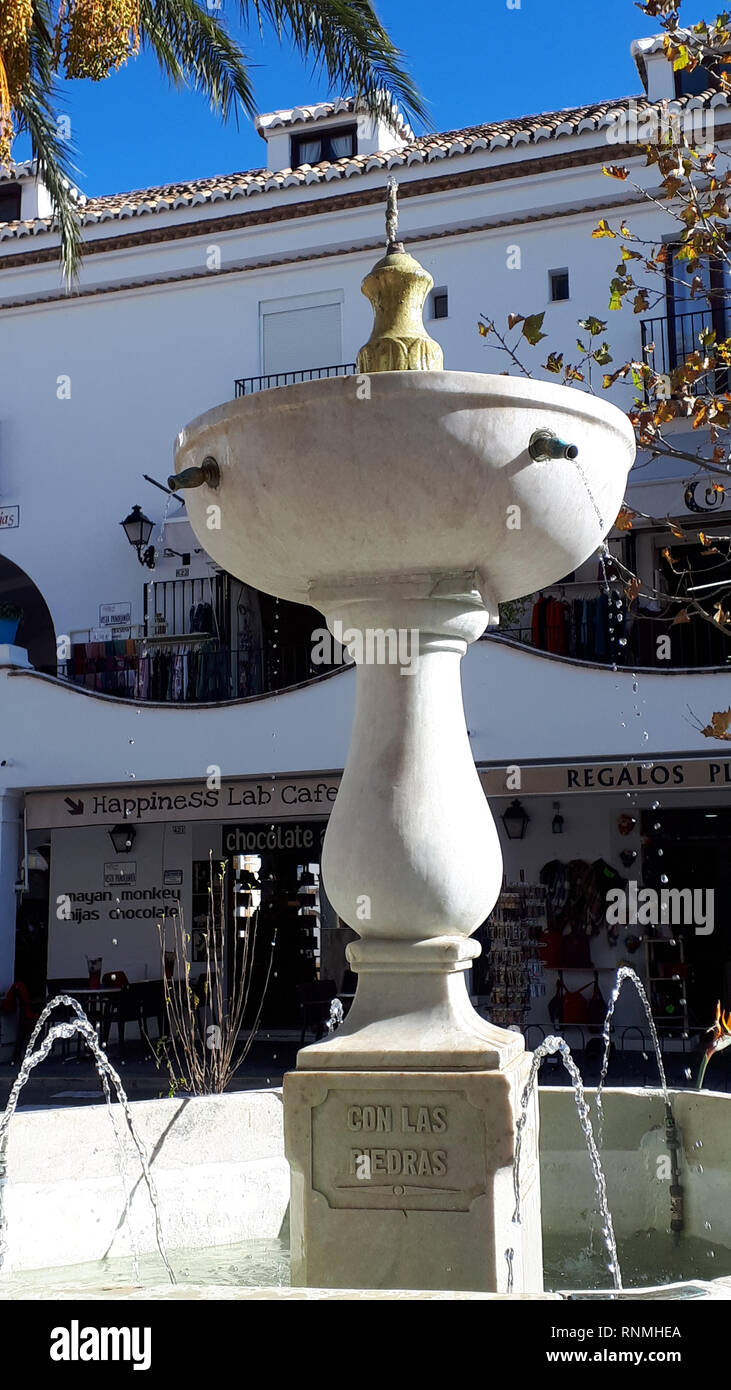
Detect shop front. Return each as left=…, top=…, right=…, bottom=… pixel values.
left=21, top=757, right=731, bottom=1044
left=25, top=774, right=346, bottom=1034
left=481, top=756, right=731, bottom=1048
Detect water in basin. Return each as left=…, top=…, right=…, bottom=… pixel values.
left=0, top=1239, right=290, bottom=1296
left=1, top=1230, right=728, bottom=1297
left=543, top=1231, right=731, bottom=1293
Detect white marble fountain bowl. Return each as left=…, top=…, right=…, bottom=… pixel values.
left=174, top=372, right=636, bottom=606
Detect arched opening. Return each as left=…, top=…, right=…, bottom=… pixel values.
left=0, top=555, right=56, bottom=671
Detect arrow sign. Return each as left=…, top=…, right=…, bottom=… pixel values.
left=64, top=797, right=84, bottom=816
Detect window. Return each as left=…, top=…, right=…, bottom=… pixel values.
left=291, top=125, right=357, bottom=168
left=0, top=184, right=21, bottom=223
left=675, top=63, right=721, bottom=97
left=259, top=290, right=344, bottom=375
left=431, top=287, right=449, bottom=320
left=549, top=269, right=570, bottom=302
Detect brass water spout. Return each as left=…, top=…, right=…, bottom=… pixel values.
left=528, top=430, right=579, bottom=462
left=168, top=456, right=220, bottom=492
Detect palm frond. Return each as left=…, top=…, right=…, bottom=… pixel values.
left=138, top=0, right=256, bottom=120
left=13, top=0, right=82, bottom=280
left=6, top=0, right=425, bottom=281
left=241, top=0, right=429, bottom=127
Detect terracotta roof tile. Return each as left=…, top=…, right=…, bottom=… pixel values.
left=1, top=90, right=728, bottom=242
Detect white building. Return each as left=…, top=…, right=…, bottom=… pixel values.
left=0, top=38, right=730, bottom=1049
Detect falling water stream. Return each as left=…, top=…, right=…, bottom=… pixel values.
left=594, top=966, right=685, bottom=1241
left=0, top=996, right=175, bottom=1283
left=511, top=1035, right=622, bottom=1293
left=596, top=966, right=670, bottom=1126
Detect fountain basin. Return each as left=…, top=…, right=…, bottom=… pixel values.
left=1, top=1087, right=729, bottom=1298
left=173, top=373, right=635, bottom=608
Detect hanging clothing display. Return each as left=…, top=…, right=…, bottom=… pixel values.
left=70, top=640, right=137, bottom=697
left=529, top=590, right=624, bottom=661
left=539, top=857, right=625, bottom=954
left=483, top=884, right=547, bottom=1029
left=134, top=641, right=229, bottom=703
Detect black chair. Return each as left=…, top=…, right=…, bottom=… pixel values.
left=136, top=980, right=165, bottom=1042
left=100, top=979, right=145, bottom=1058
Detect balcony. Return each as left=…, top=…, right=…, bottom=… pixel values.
left=49, top=641, right=341, bottom=704
left=234, top=363, right=356, bottom=397
left=640, top=308, right=729, bottom=396
left=493, top=584, right=731, bottom=671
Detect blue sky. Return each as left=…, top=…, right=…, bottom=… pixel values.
left=14, top=0, right=716, bottom=196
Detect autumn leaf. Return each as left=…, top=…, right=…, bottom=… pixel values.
left=701, top=708, right=731, bottom=740
left=603, top=165, right=630, bottom=180
left=663, top=176, right=683, bottom=197
left=478, top=321, right=491, bottom=338
left=544, top=352, right=564, bottom=374
left=579, top=316, right=608, bottom=335
left=671, top=608, right=691, bottom=625
left=624, top=576, right=642, bottom=602
left=621, top=246, right=642, bottom=262
left=507, top=313, right=524, bottom=331
left=615, top=506, right=636, bottom=532
left=522, top=313, right=547, bottom=346
left=633, top=289, right=650, bottom=314
left=609, top=279, right=625, bottom=311
left=593, top=219, right=617, bottom=239
left=713, top=601, right=731, bottom=626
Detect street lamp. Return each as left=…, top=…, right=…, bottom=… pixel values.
left=108, top=824, right=136, bottom=854
left=121, top=505, right=155, bottom=569
left=501, top=799, right=530, bottom=840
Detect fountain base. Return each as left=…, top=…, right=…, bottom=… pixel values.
left=284, top=1063, right=543, bottom=1293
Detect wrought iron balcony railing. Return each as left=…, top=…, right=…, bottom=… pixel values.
left=640, top=308, right=729, bottom=396
left=492, top=611, right=731, bottom=670
left=234, top=363, right=356, bottom=397
left=46, top=643, right=341, bottom=704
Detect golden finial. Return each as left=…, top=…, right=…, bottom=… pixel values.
left=355, top=178, right=444, bottom=374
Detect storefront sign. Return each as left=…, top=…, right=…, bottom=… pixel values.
left=26, top=759, right=731, bottom=834
left=103, top=861, right=137, bottom=887
left=99, top=602, right=132, bottom=629
left=26, top=774, right=341, bottom=830
left=0, top=505, right=19, bottom=530
left=222, top=822, right=326, bottom=854
left=91, top=626, right=131, bottom=642
left=479, top=758, right=731, bottom=797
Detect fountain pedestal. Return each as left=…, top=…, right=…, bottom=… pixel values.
left=173, top=187, right=634, bottom=1295
left=285, top=1066, right=541, bottom=1292
left=283, top=579, right=542, bottom=1292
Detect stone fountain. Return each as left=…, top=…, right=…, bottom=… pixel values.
left=171, top=183, right=635, bottom=1293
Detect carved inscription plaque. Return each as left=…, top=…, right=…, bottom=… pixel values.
left=311, top=1088, right=487, bottom=1211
